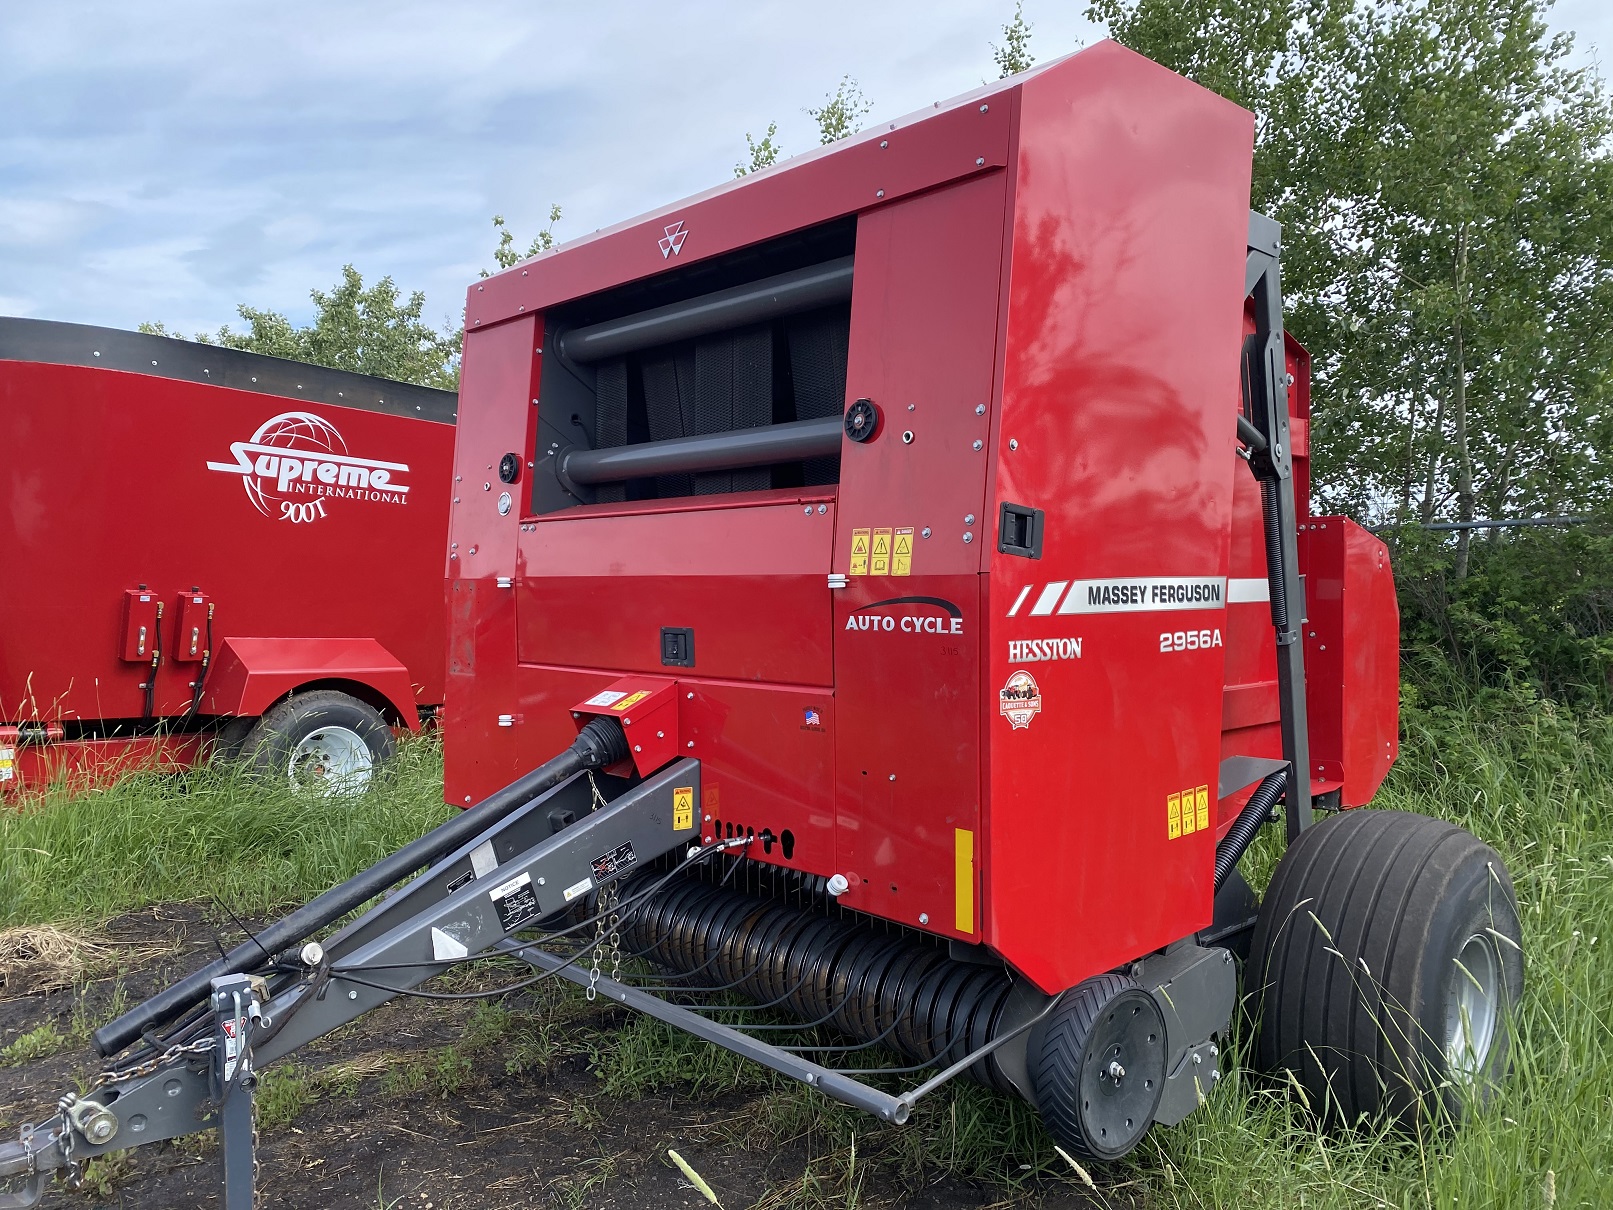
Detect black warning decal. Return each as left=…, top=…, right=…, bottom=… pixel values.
left=489, top=872, right=541, bottom=932
left=591, top=842, right=638, bottom=882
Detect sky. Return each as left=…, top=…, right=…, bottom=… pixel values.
left=2, top=1, right=1609, bottom=339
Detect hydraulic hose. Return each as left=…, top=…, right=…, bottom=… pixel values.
left=1260, top=478, right=1289, bottom=635
left=93, top=716, right=630, bottom=1057
left=1213, top=768, right=1287, bottom=893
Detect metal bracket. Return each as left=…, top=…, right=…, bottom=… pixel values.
left=1243, top=210, right=1313, bottom=838
left=1135, top=943, right=1236, bottom=1127
left=210, top=974, right=261, bottom=1210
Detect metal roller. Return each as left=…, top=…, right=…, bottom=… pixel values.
left=621, top=874, right=1018, bottom=1085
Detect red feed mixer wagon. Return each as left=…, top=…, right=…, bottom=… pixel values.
left=0, top=319, right=456, bottom=796
left=1, top=42, right=1522, bottom=1207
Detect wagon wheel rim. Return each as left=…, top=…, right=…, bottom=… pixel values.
left=1445, top=931, right=1502, bottom=1079
left=287, top=726, right=373, bottom=796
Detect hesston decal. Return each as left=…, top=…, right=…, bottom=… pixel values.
left=844, top=596, right=963, bottom=635
left=206, top=410, right=410, bottom=524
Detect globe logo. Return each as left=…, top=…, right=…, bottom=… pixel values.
left=206, top=410, right=411, bottom=524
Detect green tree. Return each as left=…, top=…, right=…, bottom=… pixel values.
left=1089, top=0, right=1613, bottom=578
left=735, top=122, right=782, bottom=176
left=484, top=206, right=563, bottom=275
left=141, top=265, right=461, bottom=389
left=808, top=76, right=873, bottom=144
left=993, top=1, right=1036, bottom=77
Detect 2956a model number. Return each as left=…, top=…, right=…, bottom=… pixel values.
left=1160, top=629, right=1223, bottom=653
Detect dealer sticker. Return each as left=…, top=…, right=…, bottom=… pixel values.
left=584, top=690, right=627, bottom=707
left=999, top=671, right=1042, bottom=730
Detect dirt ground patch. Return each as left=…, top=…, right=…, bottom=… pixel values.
left=0, top=906, right=1109, bottom=1210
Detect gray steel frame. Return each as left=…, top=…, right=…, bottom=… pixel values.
left=1244, top=212, right=1313, bottom=838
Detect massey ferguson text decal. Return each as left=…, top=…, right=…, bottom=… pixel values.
left=206, top=411, right=410, bottom=523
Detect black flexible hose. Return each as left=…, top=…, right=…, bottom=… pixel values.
left=1214, top=768, right=1287, bottom=893
left=93, top=716, right=630, bottom=1056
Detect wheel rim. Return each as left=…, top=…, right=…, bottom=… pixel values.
left=287, top=726, right=373, bottom=796
left=1078, top=992, right=1165, bottom=1157
left=1445, top=932, right=1501, bottom=1079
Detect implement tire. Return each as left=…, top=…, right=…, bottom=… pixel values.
left=1029, top=973, right=1166, bottom=1161
left=241, top=689, right=396, bottom=797
left=1250, top=808, right=1523, bottom=1126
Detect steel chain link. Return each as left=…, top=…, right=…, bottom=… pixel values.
left=92, top=1036, right=215, bottom=1091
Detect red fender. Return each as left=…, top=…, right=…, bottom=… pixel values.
left=202, top=637, right=421, bottom=728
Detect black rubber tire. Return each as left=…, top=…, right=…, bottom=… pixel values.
left=1029, top=973, right=1167, bottom=1161
left=240, top=689, right=396, bottom=795
left=1249, top=808, right=1523, bottom=1126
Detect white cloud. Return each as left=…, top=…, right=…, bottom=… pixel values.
left=1, top=0, right=1605, bottom=337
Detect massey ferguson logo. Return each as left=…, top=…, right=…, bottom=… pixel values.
left=659, top=221, right=688, bottom=259
left=206, top=410, right=410, bottom=524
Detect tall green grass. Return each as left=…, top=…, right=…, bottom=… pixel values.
left=0, top=740, right=453, bottom=927
left=2, top=702, right=1609, bottom=1207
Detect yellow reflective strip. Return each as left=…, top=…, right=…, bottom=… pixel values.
left=954, top=828, right=975, bottom=933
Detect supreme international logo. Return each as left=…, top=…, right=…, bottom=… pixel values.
left=206, top=410, right=410, bottom=524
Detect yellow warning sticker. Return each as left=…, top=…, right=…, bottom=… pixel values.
left=1167, top=784, right=1212, bottom=840
left=850, top=528, right=870, bottom=576
left=893, top=527, right=914, bottom=576
left=611, top=691, right=650, bottom=713
left=673, top=786, right=695, bottom=831
left=871, top=527, right=892, bottom=576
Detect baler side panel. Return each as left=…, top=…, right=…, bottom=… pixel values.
left=983, top=44, right=1258, bottom=992
left=830, top=171, right=1009, bottom=939
left=443, top=317, right=541, bottom=808
left=1301, top=518, right=1398, bottom=806
left=516, top=503, right=835, bottom=687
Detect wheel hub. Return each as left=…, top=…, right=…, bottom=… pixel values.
left=287, top=726, right=374, bottom=796
left=1446, top=932, right=1501, bottom=1078
left=1078, top=990, right=1166, bottom=1157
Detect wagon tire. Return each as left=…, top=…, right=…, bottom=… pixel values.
left=1249, top=808, right=1523, bottom=1126
left=1029, top=973, right=1166, bottom=1162
left=241, top=689, right=396, bottom=797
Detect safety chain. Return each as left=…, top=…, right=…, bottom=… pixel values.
left=92, top=1036, right=215, bottom=1091
left=586, top=770, right=610, bottom=813
left=251, top=1086, right=262, bottom=1210
left=585, top=882, right=620, bottom=1001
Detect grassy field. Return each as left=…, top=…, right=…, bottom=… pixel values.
left=1, top=696, right=1609, bottom=1208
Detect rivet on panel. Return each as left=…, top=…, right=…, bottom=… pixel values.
left=817, top=504, right=827, bottom=514
left=963, top=532, right=974, bottom=544
left=921, top=527, right=931, bottom=538
left=975, top=404, right=986, bottom=415
left=919, top=913, right=930, bottom=924
left=972, top=439, right=983, bottom=451
left=876, top=189, right=885, bottom=198
left=1009, top=438, right=1019, bottom=451
left=979, top=104, right=989, bottom=113
left=902, top=431, right=914, bottom=444
left=965, top=514, right=975, bottom=525
left=976, top=157, right=985, bottom=166
left=880, top=140, right=888, bottom=148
